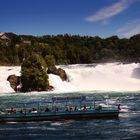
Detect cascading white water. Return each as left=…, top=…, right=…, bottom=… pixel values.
left=0, top=66, right=20, bottom=93
left=0, top=63, right=140, bottom=93
left=49, top=63, right=140, bottom=92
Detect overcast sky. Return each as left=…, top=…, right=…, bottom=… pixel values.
left=0, top=0, right=140, bottom=38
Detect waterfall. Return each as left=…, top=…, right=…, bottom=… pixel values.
left=49, top=63, right=140, bottom=92
left=0, top=63, right=140, bottom=93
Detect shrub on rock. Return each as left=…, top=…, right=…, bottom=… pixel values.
left=21, top=53, right=49, bottom=92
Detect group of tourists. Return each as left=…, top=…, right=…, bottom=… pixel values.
left=8, top=104, right=111, bottom=114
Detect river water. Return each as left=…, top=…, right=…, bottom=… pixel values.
left=0, top=91, right=140, bottom=140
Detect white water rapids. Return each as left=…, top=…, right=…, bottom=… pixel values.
left=0, top=63, right=140, bottom=93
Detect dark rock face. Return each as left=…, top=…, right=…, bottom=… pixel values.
left=47, top=66, right=57, bottom=74
left=7, top=74, right=21, bottom=92
left=57, top=68, right=68, bottom=81
left=48, top=85, right=54, bottom=91
left=7, top=74, right=54, bottom=92
left=47, top=66, right=68, bottom=81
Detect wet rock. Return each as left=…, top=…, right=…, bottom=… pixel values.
left=7, top=74, right=20, bottom=92
left=48, top=85, right=54, bottom=91
left=47, top=66, right=68, bottom=81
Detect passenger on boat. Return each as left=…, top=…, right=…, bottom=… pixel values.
left=22, top=109, right=27, bottom=114
left=19, top=109, right=23, bottom=114
left=31, top=108, right=37, bottom=113
left=45, top=107, right=50, bottom=112
left=70, top=107, right=73, bottom=111
left=118, top=104, right=121, bottom=110
left=83, top=105, right=87, bottom=111
left=9, top=107, right=16, bottom=114
left=74, top=106, right=78, bottom=111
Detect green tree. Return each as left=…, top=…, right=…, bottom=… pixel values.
left=21, top=53, right=49, bottom=92
left=45, top=55, right=56, bottom=66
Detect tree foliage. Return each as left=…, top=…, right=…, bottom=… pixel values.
left=0, top=33, right=140, bottom=65
left=45, top=55, right=56, bottom=66
left=21, top=54, right=49, bottom=92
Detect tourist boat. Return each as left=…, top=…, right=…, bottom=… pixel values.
left=0, top=96, right=120, bottom=122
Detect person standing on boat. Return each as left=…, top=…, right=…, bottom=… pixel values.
left=118, top=104, right=121, bottom=110
left=83, top=105, right=87, bottom=111
left=74, top=106, right=78, bottom=111
left=45, top=107, right=50, bottom=112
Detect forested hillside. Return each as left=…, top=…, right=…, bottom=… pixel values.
left=0, top=33, right=140, bottom=65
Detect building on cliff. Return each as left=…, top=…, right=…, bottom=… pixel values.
left=0, top=32, right=11, bottom=45
left=0, top=32, right=10, bottom=40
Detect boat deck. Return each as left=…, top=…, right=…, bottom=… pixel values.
left=0, top=109, right=119, bottom=122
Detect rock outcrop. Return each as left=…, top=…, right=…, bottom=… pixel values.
left=7, top=74, right=54, bottom=92
left=47, top=66, right=68, bottom=81
left=7, top=74, right=21, bottom=92
left=7, top=66, right=68, bottom=92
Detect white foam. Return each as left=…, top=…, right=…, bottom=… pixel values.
left=0, top=63, right=140, bottom=94
left=57, top=63, right=140, bottom=92
left=0, top=66, right=20, bottom=93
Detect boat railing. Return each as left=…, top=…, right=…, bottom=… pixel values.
left=1, top=96, right=119, bottom=115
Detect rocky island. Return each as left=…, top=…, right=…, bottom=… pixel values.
left=7, top=53, right=68, bottom=92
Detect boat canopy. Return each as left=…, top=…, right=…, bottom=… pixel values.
left=12, top=96, right=104, bottom=105
left=14, top=99, right=53, bottom=105
left=52, top=96, right=86, bottom=102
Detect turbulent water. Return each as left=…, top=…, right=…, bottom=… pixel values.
left=0, top=63, right=140, bottom=139
left=0, top=92, right=140, bottom=140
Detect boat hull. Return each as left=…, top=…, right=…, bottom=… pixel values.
left=0, top=110, right=119, bottom=122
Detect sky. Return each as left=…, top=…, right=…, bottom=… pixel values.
left=0, top=0, right=140, bottom=38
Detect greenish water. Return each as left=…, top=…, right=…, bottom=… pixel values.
left=0, top=91, right=140, bottom=140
